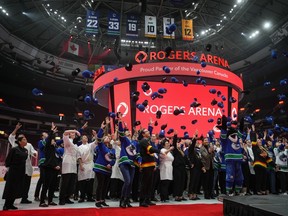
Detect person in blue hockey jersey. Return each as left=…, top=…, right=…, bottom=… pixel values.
left=219, top=115, right=244, bottom=195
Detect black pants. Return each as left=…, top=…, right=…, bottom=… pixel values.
left=278, top=171, right=288, bottom=193
left=242, top=163, right=251, bottom=191
left=79, top=178, right=94, bottom=200
left=151, top=168, right=160, bottom=199
left=173, top=166, right=186, bottom=197
left=4, top=198, right=15, bottom=208
left=189, top=167, right=202, bottom=194
left=254, top=165, right=267, bottom=192
left=34, top=166, right=44, bottom=198
left=132, top=166, right=140, bottom=201
left=202, top=168, right=214, bottom=198
left=218, top=170, right=226, bottom=194
left=139, top=166, right=154, bottom=203
left=22, top=174, right=32, bottom=200
left=40, top=168, right=58, bottom=203
left=59, top=173, right=77, bottom=203
left=95, top=172, right=110, bottom=201
left=160, top=180, right=171, bottom=201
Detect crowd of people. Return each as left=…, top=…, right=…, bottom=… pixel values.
left=2, top=114, right=288, bottom=211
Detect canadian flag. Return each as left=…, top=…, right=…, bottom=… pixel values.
left=68, top=41, right=79, bottom=56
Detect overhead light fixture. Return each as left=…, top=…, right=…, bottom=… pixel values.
left=263, top=21, right=271, bottom=29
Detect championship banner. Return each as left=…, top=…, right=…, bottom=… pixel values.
left=126, top=14, right=138, bottom=37
left=86, top=10, right=99, bottom=34
left=145, top=16, right=157, bottom=38
left=163, top=17, right=175, bottom=39
left=182, top=19, right=193, bottom=41
left=108, top=11, right=120, bottom=36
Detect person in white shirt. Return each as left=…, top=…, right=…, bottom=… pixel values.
left=8, top=123, right=37, bottom=204
left=77, top=131, right=98, bottom=202
left=59, top=129, right=81, bottom=205
left=159, top=138, right=174, bottom=202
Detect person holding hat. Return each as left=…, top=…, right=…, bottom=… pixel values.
left=159, top=138, right=174, bottom=202
left=93, top=118, right=115, bottom=208
left=39, top=122, right=60, bottom=207
left=138, top=119, right=162, bottom=207
left=3, top=135, right=28, bottom=210
left=219, top=116, right=244, bottom=196
left=171, top=131, right=188, bottom=201
left=8, top=123, right=37, bottom=204
left=117, top=113, right=141, bottom=208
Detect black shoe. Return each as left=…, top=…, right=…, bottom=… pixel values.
left=59, top=201, right=65, bottom=205
left=181, top=197, right=187, bottom=201
left=49, top=202, right=57, bottom=206
left=120, top=198, right=126, bottom=208
left=65, top=199, right=74, bottom=204
left=125, top=198, right=132, bottom=207
left=39, top=203, right=48, bottom=207
left=21, top=199, right=32, bottom=204
left=100, top=201, right=109, bottom=207
left=95, top=202, right=102, bottom=208
left=175, top=198, right=182, bottom=202
left=151, top=197, right=159, bottom=202
left=139, top=202, right=149, bottom=207
left=78, top=199, right=85, bottom=203
left=87, top=198, right=95, bottom=202
left=147, top=201, right=156, bottom=206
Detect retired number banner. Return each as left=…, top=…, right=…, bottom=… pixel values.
left=86, top=10, right=99, bottom=34
left=163, top=17, right=175, bottom=39
left=182, top=19, right=193, bottom=41
left=126, top=14, right=138, bottom=37
left=145, top=16, right=156, bottom=38
left=108, top=11, right=120, bottom=36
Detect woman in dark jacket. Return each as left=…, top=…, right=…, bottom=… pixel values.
left=172, top=131, right=187, bottom=201
left=39, top=123, right=60, bottom=207
left=2, top=136, right=28, bottom=210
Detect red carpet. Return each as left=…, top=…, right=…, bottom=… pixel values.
left=0, top=204, right=223, bottom=216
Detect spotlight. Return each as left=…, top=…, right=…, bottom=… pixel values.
left=263, top=21, right=271, bottom=29
left=71, top=68, right=81, bottom=76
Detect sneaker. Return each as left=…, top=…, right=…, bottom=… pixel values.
left=139, top=202, right=149, bottom=207
left=21, top=199, right=32, bottom=204
left=95, top=202, right=102, bottom=208
left=100, top=201, right=109, bottom=207
left=9, top=205, right=18, bottom=210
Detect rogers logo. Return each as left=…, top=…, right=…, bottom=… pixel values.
left=143, top=88, right=153, bottom=96
left=135, top=51, right=148, bottom=63
left=232, top=108, right=237, bottom=121
left=117, top=102, right=129, bottom=117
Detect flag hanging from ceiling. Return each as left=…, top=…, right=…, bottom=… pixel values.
left=107, top=11, right=120, bottom=36
left=163, top=17, right=175, bottom=39
left=86, top=10, right=99, bottom=34
left=145, top=16, right=156, bottom=38
left=126, top=14, right=138, bottom=37
left=67, top=41, right=79, bottom=56
left=182, top=19, right=193, bottom=41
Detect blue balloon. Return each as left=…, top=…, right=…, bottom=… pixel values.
left=83, top=110, right=90, bottom=117
left=158, top=88, right=167, bottom=94
left=280, top=79, right=287, bottom=86
left=264, top=81, right=271, bottom=87
left=200, top=60, right=207, bottom=68
left=84, top=95, right=92, bottom=103
left=82, top=70, right=93, bottom=78
left=209, top=88, right=217, bottom=94
left=163, top=66, right=171, bottom=73
left=271, top=50, right=277, bottom=59
left=196, top=70, right=201, bottom=75
left=137, top=104, right=145, bottom=112
left=92, top=98, right=98, bottom=105
left=32, top=88, right=43, bottom=96
left=208, top=118, right=214, bottom=123
left=182, top=80, right=188, bottom=87
left=171, top=77, right=179, bottom=83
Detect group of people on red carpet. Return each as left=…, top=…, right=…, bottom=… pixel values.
left=2, top=113, right=288, bottom=211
